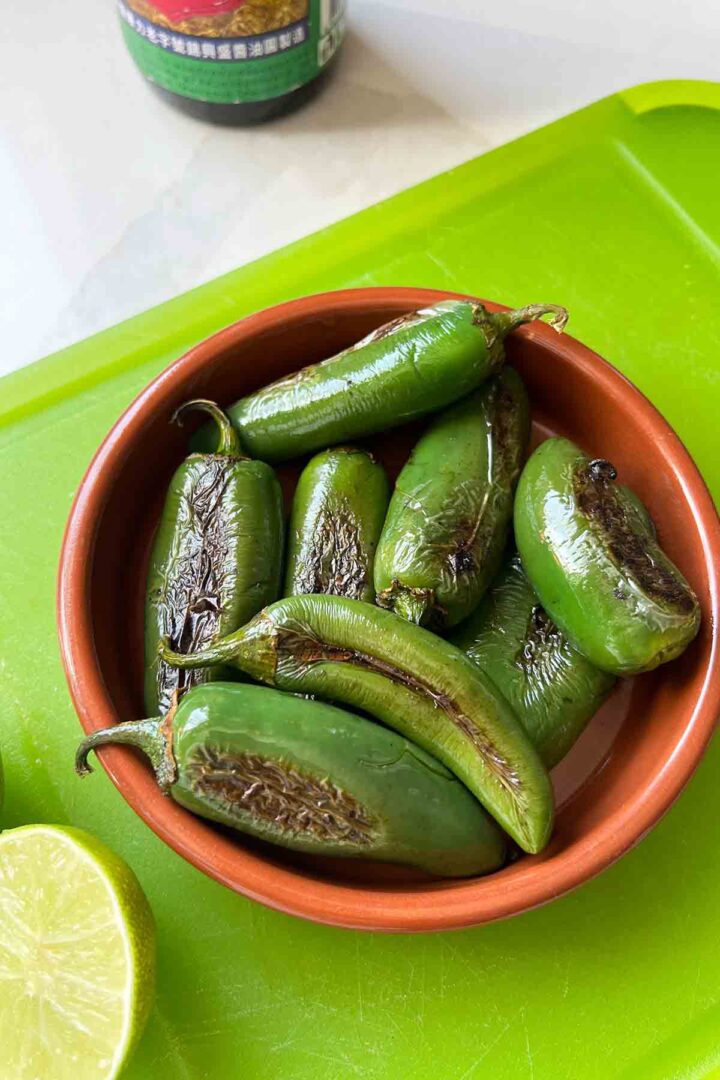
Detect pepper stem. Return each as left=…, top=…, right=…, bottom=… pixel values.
left=75, top=715, right=177, bottom=792
left=160, top=635, right=240, bottom=670
left=173, top=399, right=244, bottom=457
left=488, top=304, right=569, bottom=338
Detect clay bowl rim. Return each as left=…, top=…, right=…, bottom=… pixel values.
left=57, top=287, right=720, bottom=933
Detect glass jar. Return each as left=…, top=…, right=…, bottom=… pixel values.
left=118, top=1, right=346, bottom=124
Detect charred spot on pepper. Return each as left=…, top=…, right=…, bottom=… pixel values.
left=574, top=462, right=696, bottom=613
left=491, top=381, right=524, bottom=477
left=266, top=362, right=321, bottom=394
left=430, top=503, right=492, bottom=584
left=331, top=446, right=377, bottom=462
left=273, top=623, right=525, bottom=798
left=514, top=603, right=574, bottom=697
left=440, top=380, right=522, bottom=583
left=376, top=582, right=440, bottom=627
left=470, top=303, right=500, bottom=357
left=588, top=459, right=618, bottom=484
left=358, top=310, right=426, bottom=347
left=152, top=457, right=235, bottom=711
left=184, top=745, right=377, bottom=846
left=517, top=604, right=566, bottom=670
left=439, top=506, right=496, bottom=586
left=294, top=505, right=368, bottom=600
left=448, top=545, right=477, bottom=576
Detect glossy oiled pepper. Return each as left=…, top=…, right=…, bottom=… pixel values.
left=145, top=400, right=284, bottom=715
left=75, top=683, right=506, bottom=878
left=285, top=447, right=390, bottom=602
left=214, top=300, right=567, bottom=463
left=159, top=595, right=554, bottom=854
left=375, top=368, right=530, bottom=627
left=452, top=553, right=616, bottom=768
left=514, top=437, right=701, bottom=675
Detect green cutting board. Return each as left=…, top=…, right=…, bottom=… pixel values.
left=2, top=80, right=720, bottom=1080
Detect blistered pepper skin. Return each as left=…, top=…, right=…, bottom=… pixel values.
left=285, top=447, right=390, bottom=602
left=159, top=595, right=555, bottom=854
left=452, top=553, right=616, bottom=768
left=213, top=301, right=567, bottom=463
left=514, top=437, right=701, bottom=675
left=76, top=683, right=507, bottom=878
left=144, top=401, right=285, bottom=715
left=375, top=368, right=530, bottom=628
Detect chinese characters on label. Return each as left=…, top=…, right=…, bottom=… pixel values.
left=118, top=0, right=308, bottom=61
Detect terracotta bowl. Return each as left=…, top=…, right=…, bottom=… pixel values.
left=58, top=288, right=720, bottom=932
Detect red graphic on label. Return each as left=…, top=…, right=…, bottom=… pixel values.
left=148, top=0, right=246, bottom=20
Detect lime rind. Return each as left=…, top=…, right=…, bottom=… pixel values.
left=0, top=824, right=155, bottom=1080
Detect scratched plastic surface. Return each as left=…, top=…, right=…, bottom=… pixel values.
left=2, top=81, right=720, bottom=1079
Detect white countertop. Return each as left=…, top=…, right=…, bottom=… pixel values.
left=1, top=1, right=718, bottom=377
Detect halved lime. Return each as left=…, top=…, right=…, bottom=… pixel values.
left=0, top=824, right=156, bottom=1079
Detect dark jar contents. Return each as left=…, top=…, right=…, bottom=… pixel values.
left=118, top=0, right=346, bottom=125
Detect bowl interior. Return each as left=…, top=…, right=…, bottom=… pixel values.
left=72, top=290, right=717, bottom=924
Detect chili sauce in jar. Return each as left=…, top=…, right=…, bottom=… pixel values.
left=118, top=0, right=346, bottom=123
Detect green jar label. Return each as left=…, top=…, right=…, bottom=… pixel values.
left=118, top=0, right=346, bottom=105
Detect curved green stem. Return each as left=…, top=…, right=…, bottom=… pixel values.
left=488, top=304, right=569, bottom=337
left=75, top=716, right=177, bottom=792
left=159, top=635, right=239, bottom=670
left=160, top=619, right=278, bottom=686
left=173, top=399, right=245, bottom=457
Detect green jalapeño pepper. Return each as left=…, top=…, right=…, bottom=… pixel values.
left=514, top=437, right=701, bottom=675
left=453, top=553, right=616, bottom=768
left=76, top=683, right=507, bottom=878
left=285, top=447, right=390, bottom=602
left=216, top=300, right=567, bottom=463
left=145, top=401, right=284, bottom=715
left=375, top=368, right=530, bottom=628
left=159, top=595, right=554, bottom=854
